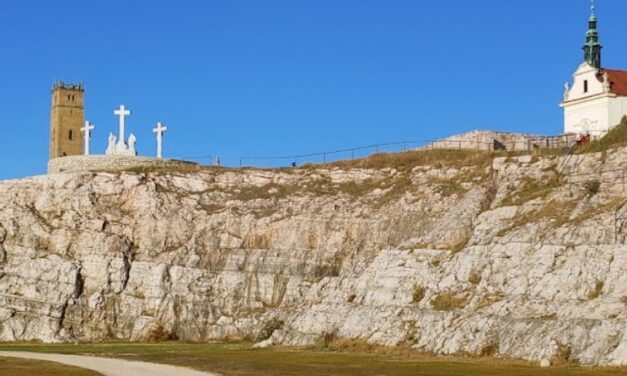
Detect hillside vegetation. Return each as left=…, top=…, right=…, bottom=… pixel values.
left=577, top=116, right=627, bottom=154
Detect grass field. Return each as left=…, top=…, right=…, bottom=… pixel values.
left=0, top=343, right=625, bottom=376
left=0, top=356, right=100, bottom=376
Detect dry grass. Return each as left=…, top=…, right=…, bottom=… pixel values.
left=587, top=281, right=604, bottom=300
left=571, top=198, right=626, bottom=226
left=431, top=292, right=468, bottom=311
left=540, top=313, right=558, bottom=320
left=229, top=174, right=414, bottom=209
left=450, top=236, right=470, bottom=254
left=104, top=162, right=212, bottom=175
left=371, top=175, right=416, bottom=208
left=584, top=180, right=601, bottom=196
left=197, top=203, right=226, bottom=214
left=431, top=180, right=468, bottom=197
left=232, top=183, right=299, bottom=201
left=498, top=196, right=624, bottom=239
left=412, top=285, right=426, bottom=304
left=551, top=344, right=577, bottom=367
left=477, top=292, right=505, bottom=309
left=326, top=149, right=497, bottom=171
left=146, top=324, right=176, bottom=342
left=500, top=174, right=563, bottom=207
left=0, top=343, right=624, bottom=376
left=0, top=357, right=100, bottom=376
left=497, top=199, right=578, bottom=237
left=576, top=116, right=627, bottom=154
left=468, top=272, right=482, bottom=285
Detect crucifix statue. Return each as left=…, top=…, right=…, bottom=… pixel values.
left=153, top=122, right=167, bottom=159
left=114, top=105, right=131, bottom=152
left=81, top=121, right=95, bottom=156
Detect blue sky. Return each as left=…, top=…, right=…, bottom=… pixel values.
left=1, top=0, right=626, bottom=178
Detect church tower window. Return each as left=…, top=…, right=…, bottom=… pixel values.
left=584, top=80, right=589, bottom=93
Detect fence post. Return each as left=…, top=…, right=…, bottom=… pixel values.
left=323, top=153, right=326, bottom=164
left=239, top=157, right=243, bottom=168
left=351, top=149, right=354, bottom=160
left=459, top=141, right=461, bottom=151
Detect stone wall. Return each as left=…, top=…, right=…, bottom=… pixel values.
left=426, top=130, right=579, bottom=152
left=48, top=155, right=195, bottom=174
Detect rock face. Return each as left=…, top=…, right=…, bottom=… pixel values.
left=0, top=149, right=626, bottom=366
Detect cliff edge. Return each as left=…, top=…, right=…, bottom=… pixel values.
left=0, top=148, right=626, bottom=366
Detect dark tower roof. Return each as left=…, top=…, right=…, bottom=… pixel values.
left=583, top=0, right=602, bottom=68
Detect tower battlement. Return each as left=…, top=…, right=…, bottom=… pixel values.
left=52, top=80, right=84, bottom=92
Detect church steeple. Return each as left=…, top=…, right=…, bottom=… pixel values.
left=583, top=0, right=602, bottom=68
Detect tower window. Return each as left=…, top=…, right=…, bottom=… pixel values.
left=68, top=130, right=73, bottom=140
left=584, top=80, right=589, bottom=93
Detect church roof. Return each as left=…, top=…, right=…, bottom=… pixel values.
left=603, top=69, right=627, bottom=96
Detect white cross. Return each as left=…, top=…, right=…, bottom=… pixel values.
left=152, top=122, right=168, bottom=159
left=113, top=105, right=131, bottom=145
left=81, top=121, right=95, bottom=156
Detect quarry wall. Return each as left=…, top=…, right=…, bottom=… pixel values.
left=2, top=147, right=627, bottom=366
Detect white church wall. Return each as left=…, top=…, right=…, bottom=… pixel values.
left=565, top=96, right=627, bottom=136
left=564, top=96, right=610, bottom=135
left=608, top=96, right=627, bottom=128
left=562, top=62, right=627, bottom=135
left=566, top=63, right=605, bottom=102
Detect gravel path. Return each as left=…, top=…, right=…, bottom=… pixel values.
left=0, top=352, right=217, bottom=376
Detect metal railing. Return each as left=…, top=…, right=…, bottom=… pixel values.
left=171, top=135, right=584, bottom=169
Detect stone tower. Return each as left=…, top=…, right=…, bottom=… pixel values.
left=49, top=82, right=85, bottom=159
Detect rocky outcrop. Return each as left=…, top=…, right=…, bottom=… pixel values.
left=0, top=148, right=626, bottom=366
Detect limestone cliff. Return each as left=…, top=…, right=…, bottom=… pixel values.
left=0, top=149, right=626, bottom=366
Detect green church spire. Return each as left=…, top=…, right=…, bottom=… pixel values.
left=583, top=0, right=602, bottom=68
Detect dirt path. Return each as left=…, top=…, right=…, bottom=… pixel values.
left=0, top=352, right=217, bottom=376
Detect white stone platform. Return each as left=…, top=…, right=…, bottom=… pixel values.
left=48, top=155, right=196, bottom=174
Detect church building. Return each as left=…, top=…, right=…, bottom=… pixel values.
left=561, top=3, right=627, bottom=136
